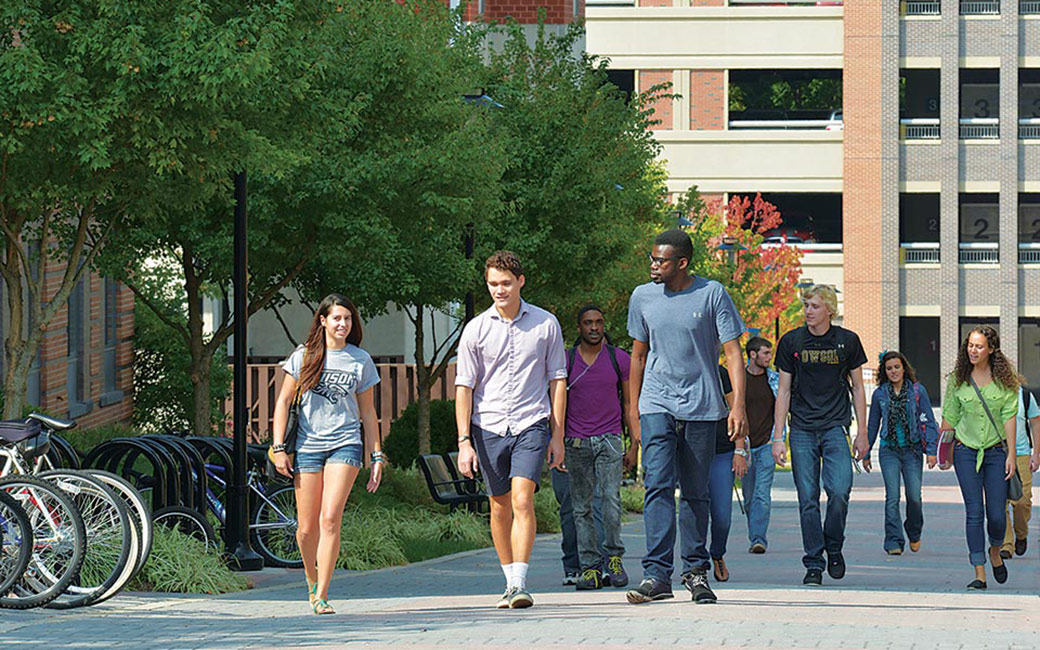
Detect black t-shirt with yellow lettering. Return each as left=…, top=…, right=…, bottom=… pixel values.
left=775, top=324, right=867, bottom=431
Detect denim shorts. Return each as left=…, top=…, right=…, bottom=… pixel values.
left=293, top=444, right=363, bottom=473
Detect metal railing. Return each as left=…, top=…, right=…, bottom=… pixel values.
left=960, top=0, right=1000, bottom=12
left=901, top=243, right=940, bottom=264
left=1020, top=243, right=1040, bottom=264
left=960, top=117, right=999, bottom=139
left=901, top=118, right=940, bottom=140
left=959, top=242, right=998, bottom=264
left=905, top=1, right=941, bottom=14
left=1020, top=118, right=1040, bottom=140
left=728, top=119, right=843, bottom=130
left=1023, top=0, right=1040, bottom=13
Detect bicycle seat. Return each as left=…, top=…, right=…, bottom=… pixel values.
left=0, top=418, right=42, bottom=444
left=26, top=413, right=77, bottom=431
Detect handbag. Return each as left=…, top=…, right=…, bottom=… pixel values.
left=266, top=357, right=306, bottom=481
left=969, top=377, right=1024, bottom=501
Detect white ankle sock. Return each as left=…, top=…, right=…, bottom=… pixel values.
left=502, top=563, right=515, bottom=589
left=513, top=562, right=529, bottom=590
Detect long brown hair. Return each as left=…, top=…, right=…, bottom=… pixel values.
left=298, top=293, right=363, bottom=393
left=953, top=325, right=1019, bottom=390
left=876, top=350, right=917, bottom=387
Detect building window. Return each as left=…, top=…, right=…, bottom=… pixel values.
left=900, top=317, right=940, bottom=400
left=99, top=277, right=124, bottom=406
left=959, top=193, right=999, bottom=264
left=959, top=68, right=999, bottom=140
left=66, top=276, right=90, bottom=417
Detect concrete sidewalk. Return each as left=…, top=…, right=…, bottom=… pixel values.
left=3, top=469, right=1038, bottom=649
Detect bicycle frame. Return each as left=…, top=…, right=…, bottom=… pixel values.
left=201, top=463, right=296, bottom=532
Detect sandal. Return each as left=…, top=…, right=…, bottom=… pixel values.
left=712, top=557, right=729, bottom=582
left=312, top=598, right=335, bottom=615
left=307, top=580, right=318, bottom=606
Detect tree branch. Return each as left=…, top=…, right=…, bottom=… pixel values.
left=271, top=302, right=298, bottom=347
left=121, top=274, right=190, bottom=340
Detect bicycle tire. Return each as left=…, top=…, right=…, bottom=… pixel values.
left=37, top=470, right=133, bottom=609
left=84, top=469, right=153, bottom=583
left=249, top=484, right=302, bottom=568
left=0, top=490, right=33, bottom=597
left=0, top=475, right=87, bottom=610
left=152, top=506, right=217, bottom=551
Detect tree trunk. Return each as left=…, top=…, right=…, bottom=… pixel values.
left=413, top=304, right=432, bottom=455
left=190, top=347, right=214, bottom=436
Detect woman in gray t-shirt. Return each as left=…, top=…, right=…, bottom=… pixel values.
left=270, top=293, right=383, bottom=615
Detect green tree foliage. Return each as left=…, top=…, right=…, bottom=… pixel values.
left=477, top=19, right=673, bottom=346
left=383, top=400, right=459, bottom=471
left=729, top=73, right=842, bottom=112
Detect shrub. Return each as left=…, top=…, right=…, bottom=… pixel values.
left=620, top=483, right=645, bottom=514
left=68, top=423, right=143, bottom=455
left=128, top=526, right=249, bottom=594
left=338, top=505, right=491, bottom=569
left=534, top=476, right=561, bottom=534
left=347, top=464, right=438, bottom=511
left=383, top=399, right=458, bottom=469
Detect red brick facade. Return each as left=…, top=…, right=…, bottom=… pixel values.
left=464, top=0, right=581, bottom=23
left=26, top=258, right=135, bottom=428
left=640, top=70, right=674, bottom=130
left=690, top=70, right=725, bottom=130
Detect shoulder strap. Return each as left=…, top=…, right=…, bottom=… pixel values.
left=606, top=345, right=622, bottom=386
left=969, top=376, right=1003, bottom=443
left=1024, top=387, right=1035, bottom=446
left=567, top=346, right=577, bottom=375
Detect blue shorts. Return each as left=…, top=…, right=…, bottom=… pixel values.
left=472, top=419, right=549, bottom=497
left=293, top=444, right=363, bottom=473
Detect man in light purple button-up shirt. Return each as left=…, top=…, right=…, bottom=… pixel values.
left=456, top=251, right=567, bottom=610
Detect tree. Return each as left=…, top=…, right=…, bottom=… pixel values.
left=292, top=1, right=505, bottom=456
left=678, top=192, right=803, bottom=338
left=476, top=18, right=673, bottom=346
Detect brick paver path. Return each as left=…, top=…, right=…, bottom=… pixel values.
left=3, top=469, right=1038, bottom=649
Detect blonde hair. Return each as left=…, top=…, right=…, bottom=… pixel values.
left=800, top=284, right=838, bottom=319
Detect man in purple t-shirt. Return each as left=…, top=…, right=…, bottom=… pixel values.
left=564, top=305, right=639, bottom=590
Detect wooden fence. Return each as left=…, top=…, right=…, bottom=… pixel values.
left=224, top=362, right=457, bottom=444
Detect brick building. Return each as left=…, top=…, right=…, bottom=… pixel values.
left=1, top=262, right=134, bottom=428
left=586, top=0, right=1040, bottom=398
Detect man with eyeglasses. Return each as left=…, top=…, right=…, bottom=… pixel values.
left=625, top=228, right=748, bottom=605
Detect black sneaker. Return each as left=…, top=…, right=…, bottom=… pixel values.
left=626, top=578, right=674, bottom=604
left=1015, top=537, right=1027, bottom=556
left=827, top=552, right=846, bottom=580
left=999, top=549, right=1012, bottom=560
left=576, top=567, right=604, bottom=590
left=561, top=572, right=578, bottom=586
left=605, top=555, right=629, bottom=588
left=681, top=570, right=717, bottom=604
left=749, top=543, right=767, bottom=554
left=803, top=569, right=823, bottom=586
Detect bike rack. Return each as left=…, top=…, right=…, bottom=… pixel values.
left=84, top=438, right=177, bottom=511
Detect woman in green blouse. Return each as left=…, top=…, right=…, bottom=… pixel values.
left=939, top=326, right=1018, bottom=590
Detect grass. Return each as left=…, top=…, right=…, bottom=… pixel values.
left=620, top=483, right=645, bottom=513
left=129, top=525, right=250, bottom=594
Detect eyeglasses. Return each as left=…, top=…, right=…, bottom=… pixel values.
left=648, top=253, right=678, bottom=267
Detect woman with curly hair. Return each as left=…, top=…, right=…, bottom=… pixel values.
left=865, top=351, right=938, bottom=555
left=939, top=326, right=1019, bottom=590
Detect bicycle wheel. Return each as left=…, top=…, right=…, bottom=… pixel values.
left=250, top=483, right=302, bottom=568
left=0, top=491, right=33, bottom=597
left=0, top=476, right=87, bottom=610
left=37, top=470, right=133, bottom=609
left=152, top=506, right=217, bottom=551
left=84, top=470, right=153, bottom=584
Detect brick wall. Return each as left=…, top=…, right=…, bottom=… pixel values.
left=640, top=70, right=674, bottom=130
left=842, top=1, right=884, bottom=361
left=690, top=70, right=725, bottom=130
left=22, top=260, right=135, bottom=429
left=472, top=0, right=579, bottom=23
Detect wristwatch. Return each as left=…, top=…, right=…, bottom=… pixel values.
left=734, top=448, right=749, bottom=458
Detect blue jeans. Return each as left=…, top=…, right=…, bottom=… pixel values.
left=953, top=443, right=1008, bottom=566
left=789, top=426, right=854, bottom=571
left=566, top=435, right=625, bottom=570
left=742, top=443, right=776, bottom=548
left=551, top=468, right=604, bottom=575
left=708, top=450, right=734, bottom=559
left=879, top=445, right=924, bottom=552
left=640, top=413, right=717, bottom=582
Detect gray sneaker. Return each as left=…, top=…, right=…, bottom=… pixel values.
left=496, top=587, right=515, bottom=609
left=509, top=588, right=534, bottom=609
left=682, top=570, right=717, bottom=604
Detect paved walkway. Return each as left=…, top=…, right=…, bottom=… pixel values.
left=4, top=469, right=1039, bottom=649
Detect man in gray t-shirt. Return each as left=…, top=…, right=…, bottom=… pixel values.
left=624, top=228, right=748, bottom=606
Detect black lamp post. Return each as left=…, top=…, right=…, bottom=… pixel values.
left=227, top=171, right=264, bottom=571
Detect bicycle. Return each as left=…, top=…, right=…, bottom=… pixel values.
left=0, top=490, right=33, bottom=597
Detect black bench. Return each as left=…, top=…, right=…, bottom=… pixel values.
left=417, top=453, right=486, bottom=513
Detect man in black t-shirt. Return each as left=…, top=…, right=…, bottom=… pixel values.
left=741, top=337, right=779, bottom=554
left=772, top=285, right=869, bottom=586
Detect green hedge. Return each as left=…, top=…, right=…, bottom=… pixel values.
left=383, top=399, right=457, bottom=469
